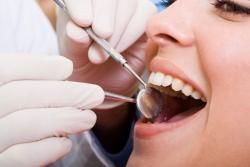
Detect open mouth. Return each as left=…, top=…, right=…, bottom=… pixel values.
left=143, top=72, right=207, bottom=123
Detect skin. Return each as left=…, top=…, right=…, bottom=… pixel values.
left=128, top=0, right=250, bottom=166
left=37, top=0, right=56, bottom=29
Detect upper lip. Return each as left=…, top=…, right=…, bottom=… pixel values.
left=149, top=56, right=206, bottom=98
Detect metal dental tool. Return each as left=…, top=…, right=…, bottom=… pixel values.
left=104, top=91, right=136, bottom=103
left=54, top=0, right=163, bottom=120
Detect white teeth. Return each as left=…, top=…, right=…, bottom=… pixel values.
left=171, top=78, right=184, bottom=91
left=152, top=72, right=165, bottom=86
left=182, top=84, right=193, bottom=96
left=148, top=72, right=155, bottom=84
left=191, top=91, right=201, bottom=100
left=162, top=75, right=173, bottom=87
left=148, top=72, right=205, bottom=101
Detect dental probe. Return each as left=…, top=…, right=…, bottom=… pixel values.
left=105, top=91, right=136, bottom=103
left=53, top=0, right=147, bottom=88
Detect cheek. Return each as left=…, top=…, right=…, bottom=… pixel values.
left=196, top=15, right=250, bottom=91
left=197, top=21, right=250, bottom=105
left=199, top=102, right=250, bottom=166
left=196, top=23, right=250, bottom=165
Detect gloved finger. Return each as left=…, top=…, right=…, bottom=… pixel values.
left=88, top=43, right=109, bottom=64
left=108, top=0, right=137, bottom=48
left=65, top=21, right=92, bottom=67
left=88, top=0, right=153, bottom=64
left=0, top=137, right=72, bottom=167
left=57, top=9, right=91, bottom=68
left=0, top=108, right=96, bottom=153
left=88, top=0, right=136, bottom=64
left=64, top=0, right=93, bottom=27
left=92, top=0, right=117, bottom=39
left=116, top=0, right=157, bottom=52
left=0, top=81, right=104, bottom=118
left=66, top=21, right=91, bottom=44
left=0, top=56, right=72, bottom=84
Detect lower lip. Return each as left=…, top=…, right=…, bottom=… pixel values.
left=134, top=108, right=204, bottom=139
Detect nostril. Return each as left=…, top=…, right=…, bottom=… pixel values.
left=157, top=33, right=178, bottom=43
left=154, top=33, right=178, bottom=46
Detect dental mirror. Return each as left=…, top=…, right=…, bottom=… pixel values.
left=53, top=0, right=164, bottom=120
left=136, top=87, right=164, bottom=119
left=105, top=87, right=164, bottom=120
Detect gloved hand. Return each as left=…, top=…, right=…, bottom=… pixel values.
left=57, top=0, right=157, bottom=108
left=0, top=55, right=104, bottom=167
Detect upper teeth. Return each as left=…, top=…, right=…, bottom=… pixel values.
left=148, top=72, right=206, bottom=102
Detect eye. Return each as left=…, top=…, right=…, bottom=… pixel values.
left=212, top=0, right=250, bottom=15
left=159, top=0, right=175, bottom=7
left=153, top=0, right=175, bottom=11
left=211, top=0, right=250, bottom=21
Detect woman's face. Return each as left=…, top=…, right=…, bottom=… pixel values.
left=128, top=0, right=250, bottom=166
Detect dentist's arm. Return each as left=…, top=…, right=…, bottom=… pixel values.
left=0, top=55, right=104, bottom=166
left=56, top=0, right=157, bottom=153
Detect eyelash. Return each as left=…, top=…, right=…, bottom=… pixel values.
left=212, top=0, right=250, bottom=15
left=159, top=0, right=174, bottom=7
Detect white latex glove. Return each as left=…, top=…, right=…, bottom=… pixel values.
left=60, top=0, right=157, bottom=64
left=57, top=0, right=157, bottom=108
left=0, top=55, right=104, bottom=167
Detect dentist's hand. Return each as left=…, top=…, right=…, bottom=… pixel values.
left=56, top=0, right=157, bottom=153
left=0, top=55, right=104, bottom=167
left=57, top=0, right=157, bottom=106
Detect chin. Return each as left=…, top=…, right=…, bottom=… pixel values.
left=127, top=135, right=200, bottom=167
left=127, top=148, right=194, bottom=167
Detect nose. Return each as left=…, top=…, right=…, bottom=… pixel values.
left=146, top=1, right=195, bottom=47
